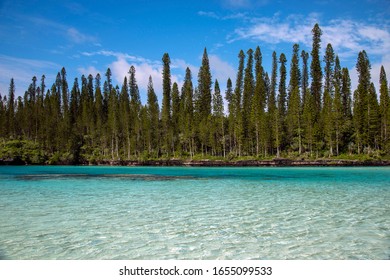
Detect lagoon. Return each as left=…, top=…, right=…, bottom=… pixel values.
left=0, top=166, right=389, bottom=259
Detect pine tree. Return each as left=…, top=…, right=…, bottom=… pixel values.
left=254, top=46, right=263, bottom=82
left=310, top=24, right=323, bottom=155
left=225, top=78, right=234, bottom=156
left=276, top=53, right=287, bottom=157
left=367, top=83, right=380, bottom=150
left=197, top=48, right=212, bottom=155
left=138, top=105, right=149, bottom=155
left=60, top=68, right=70, bottom=149
left=242, top=48, right=254, bottom=154
left=234, top=50, right=245, bottom=156
left=310, top=23, right=323, bottom=116
left=268, top=51, right=278, bottom=156
left=80, top=75, right=89, bottom=134
left=322, top=43, right=335, bottom=156
left=119, top=76, right=131, bottom=159
left=379, top=66, right=389, bottom=150
left=146, top=76, right=160, bottom=156
left=14, top=96, right=24, bottom=139
left=341, top=67, right=353, bottom=153
left=49, top=83, right=62, bottom=152
left=263, top=72, right=271, bottom=155
left=129, top=66, right=141, bottom=157
left=69, top=78, right=80, bottom=126
left=171, top=82, right=180, bottom=154
left=286, top=44, right=301, bottom=154
left=180, top=68, right=194, bottom=157
left=6, top=78, right=15, bottom=138
left=333, top=56, right=343, bottom=155
left=36, top=75, right=45, bottom=143
left=354, top=50, right=372, bottom=153
left=198, top=48, right=212, bottom=118
left=94, top=73, right=104, bottom=155
left=161, top=53, right=172, bottom=156
left=301, top=50, right=309, bottom=105
left=251, top=66, right=266, bottom=157
left=69, top=78, right=82, bottom=162
left=86, top=74, right=94, bottom=134
left=0, top=94, right=5, bottom=138
left=301, top=50, right=314, bottom=155
left=107, top=85, right=119, bottom=159
left=212, top=79, right=225, bottom=157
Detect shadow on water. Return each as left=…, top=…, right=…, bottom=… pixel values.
left=16, top=173, right=198, bottom=181
left=0, top=249, right=9, bottom=260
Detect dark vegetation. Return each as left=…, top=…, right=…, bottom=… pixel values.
left=1, top=24, right=390, bottom=165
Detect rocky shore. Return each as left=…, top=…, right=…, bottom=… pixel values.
left=1, top=158, right=390, bottom=166
left=104, top=159, right=390, bottom=167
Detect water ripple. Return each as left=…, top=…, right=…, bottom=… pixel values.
left=0, top=166, right=389, bottom=259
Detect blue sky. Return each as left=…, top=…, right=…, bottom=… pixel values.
left=0, top=0, right=389, bottom=103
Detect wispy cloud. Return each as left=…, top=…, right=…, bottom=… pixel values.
left=80, top=50, right=159, bottom=65
left=219, top=0, right=269, bottom=9
left=198, top=10, right=247, bottom=20
left=16, top=15, right=98, bottom=45
left=66, top=27, right=96, bottom=44
left=230, top=14, right=390, bottom=60
left=228, top=12, right=390, bottom=93
left=0, top=55, right=60, bottom=96
left=198, top=11, right=220, bottom=19
left=209, top=55, right=236, bottom=84
left=77, top=66, right=101, bottom=78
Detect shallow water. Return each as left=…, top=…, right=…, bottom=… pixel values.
left=0, top=166, right=389, bottom=259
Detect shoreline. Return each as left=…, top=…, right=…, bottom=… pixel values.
left=1, top=158, right=390, bottom=167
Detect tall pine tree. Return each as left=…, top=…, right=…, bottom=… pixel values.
left=161, top=53, right=172, bottom=156
left=286, top=44, right=302, bottom=154
left=379, top=66, right=389, bottom=150
left=242, top=48, right=254, bottom=154
left=310, top=23, right=323, bottom=155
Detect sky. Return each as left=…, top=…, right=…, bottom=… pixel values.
left=0, top=0, right=389, bottom=104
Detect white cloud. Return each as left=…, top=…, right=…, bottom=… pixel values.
left=231, top=15, right=390, bottom=60
left=220, top=0, right=269, bottom=9
left=81, top=50, right=157, bottom=65
left=198, top=10, right=247, bottom=20
left=77, top=66, right=101, bottom=77
left=21, top=15, right=98, bottom=45
left=171, top=58, right=198, bottom=80
left=84, top=51, right=185, bottom=103
left=229, top=13, right=390, bottom=96
left=108, top=56, right=163, bottom=102
left=0, top=55, right=59, bottom=97
left=79, top=50, right=235, bottom=104
left=198, top=11, right=219, bottom=19
left=67, top=27, right=96, bottom=44
left=209, top=55, right=236, bottom=85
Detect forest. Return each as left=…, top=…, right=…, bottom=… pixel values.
left=0, top=23, right=390, bottom=164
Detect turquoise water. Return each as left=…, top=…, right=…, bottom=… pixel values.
left=0, top=166, right=389, bottom=260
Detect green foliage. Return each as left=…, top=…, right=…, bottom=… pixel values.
left=242, top=48, right=254, bottom=154
left=0, top=23, right=388, bottom=164
left=197, top=48, right=212, bottom=119
left=161, top=53, right=172, bottom=155
left=0, top=139, right=46, bottom=164
left=310, top=23, right=323, bottom=116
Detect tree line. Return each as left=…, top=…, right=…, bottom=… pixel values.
left=1, top=23, right=390, bottom=164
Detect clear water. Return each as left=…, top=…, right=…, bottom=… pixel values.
left=0, top=166, right=389, bottom=260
